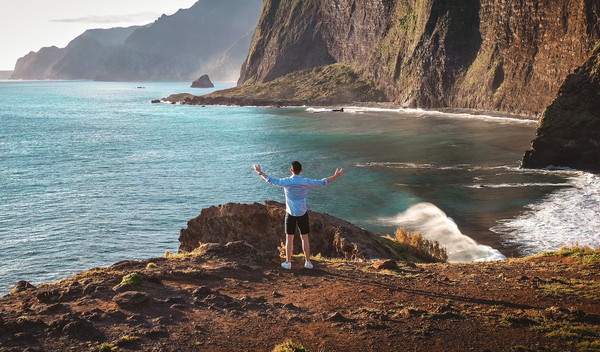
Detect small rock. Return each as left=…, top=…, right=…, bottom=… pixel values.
left=39, top=303, right=68, bottom=315
left=192, top=286, right=212, bottom=296
left=62, top=319, right=103, bottom=341
left=10, top=281, right=36, bottom=294
left=164, top=296, right=186, bottom=304
left=372, top=260, right=399, bottom=270
left=326, top=311, right=350, bottom=322
left=283, top=303, right=300, bottom=311
left=191, top=74, right=214, bottom=88
left=113, top=291, right=151, bottom=309
left=272, top=291, right=283, bottom=298
left=151, top=99, right=161, bottom=103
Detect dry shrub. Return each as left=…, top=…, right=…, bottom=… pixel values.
left=386, top=228, right=448, bottom=262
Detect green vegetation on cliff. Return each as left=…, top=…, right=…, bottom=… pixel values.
left=166, top=63, right=387, bottom=106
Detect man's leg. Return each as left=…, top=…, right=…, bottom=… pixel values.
left=300, top=234, right=310, bottom=262
left=285, top=234, right=294, bottom=263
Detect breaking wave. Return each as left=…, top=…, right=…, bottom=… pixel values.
left=381, top=202, right=506, bottom=263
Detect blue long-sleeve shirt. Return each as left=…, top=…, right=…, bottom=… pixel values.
left=265, top=174, right=328, bottom=216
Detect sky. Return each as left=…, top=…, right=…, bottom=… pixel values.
left=0, top=0, right=199, bottom=70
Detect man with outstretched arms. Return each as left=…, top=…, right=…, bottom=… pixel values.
left=253, top=161, right=344, bottom=269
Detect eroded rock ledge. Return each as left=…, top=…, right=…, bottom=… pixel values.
left=179, top=201, right=395, bottom=260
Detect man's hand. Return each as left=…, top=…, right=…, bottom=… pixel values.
left=327, top=168, right=344, bottom=183
left=253, top=164, right=267, bottom=179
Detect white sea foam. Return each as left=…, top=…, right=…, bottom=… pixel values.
left=492, top=173, right=600, bottom=255
left=466, top=182, right=569, bottom=189
left=491, top=173, right=600, bottom=255
left=380, top=202, right=506, bottom=263
left=307, top=106, right=537, bottom=124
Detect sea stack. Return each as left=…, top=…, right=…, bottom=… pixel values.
left=191, top=74, right=214, bottom=88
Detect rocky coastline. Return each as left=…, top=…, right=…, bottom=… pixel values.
left=1, top=202, right=598, bottom=351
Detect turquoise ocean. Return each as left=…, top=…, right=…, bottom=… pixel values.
left=1, top=81, right=598, bottom=294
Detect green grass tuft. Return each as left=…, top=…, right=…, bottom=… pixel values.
left=272, top=341, right=312, bottom=352
left=97, top=343, right=116, bottom=352
left=120, top=273, right=143, bottom=287
left=383, top=228, right=448, bottom=262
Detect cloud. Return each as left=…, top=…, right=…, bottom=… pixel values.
left=50, top=12, right=162, bottom=24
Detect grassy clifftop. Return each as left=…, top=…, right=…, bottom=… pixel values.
left=1, top=244, right=599, bottom=351
left=164, top=63, right=388, bottom=106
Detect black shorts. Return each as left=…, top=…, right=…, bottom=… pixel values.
left=285, top=212, right=310, bottom=235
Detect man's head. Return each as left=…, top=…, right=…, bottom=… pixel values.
left=290, top=161, right=302, bottom=175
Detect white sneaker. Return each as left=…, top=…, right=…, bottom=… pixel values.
left=281, top=262, right=291, bottom=270
left=304, top=261, right=313, bottom=269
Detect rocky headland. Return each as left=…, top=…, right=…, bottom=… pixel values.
left=10, top=0, right=263, bottom=82
left=1, top=202, right=599, bottom=351
left=522, top=44, right=600, bottom=173
left=165, top=64, right=387, bottom=106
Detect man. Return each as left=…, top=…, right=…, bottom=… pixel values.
left=253, top=161, right=344, bottom=270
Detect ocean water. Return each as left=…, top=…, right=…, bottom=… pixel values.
left=1, top=81, right=598, bottom=294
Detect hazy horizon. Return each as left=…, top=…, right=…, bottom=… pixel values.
left=0, top=0, right=198, bottom=70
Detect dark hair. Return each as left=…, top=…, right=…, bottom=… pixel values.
left=291, top=161, right=302, bottom=174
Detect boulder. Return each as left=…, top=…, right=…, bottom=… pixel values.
left=179, top=201, right=395, bottom=260
left=191, top=74, right=214, bottom=88
left=372, top=259, right=399, bottom=270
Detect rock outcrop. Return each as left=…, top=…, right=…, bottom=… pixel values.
left=11, top=0, right=263, bottom=82
left=191, top=74, right=214, bottom=88
left=237, top=0, right=599, bottom=117
left=522, top=44, right=600, bottom=173
left=179, top=201, right=395, bottom=260
left=166, top=63, right=387, bottom=106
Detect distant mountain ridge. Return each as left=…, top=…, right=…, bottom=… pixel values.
left=10, top=0, right=263, bottom=81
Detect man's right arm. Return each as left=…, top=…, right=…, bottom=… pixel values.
left=253, top=164, right=285, bottom=186
left=253, top=164, right=268, bottom=181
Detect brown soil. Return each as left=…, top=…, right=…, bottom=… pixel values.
left=1, top=243, right=598, bottom=352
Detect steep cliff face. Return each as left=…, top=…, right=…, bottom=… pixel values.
left=11, top=0, right=263, bottom=82
left=11, top=27, right=137, bottom=80
left=522, top=44, right=600, bottom=172
left=239, top=0, right=599, bottom=116
left=100, top=0, right=263, bottom=81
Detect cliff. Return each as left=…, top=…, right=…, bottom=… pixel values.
left=10, top=0, right=263, bottom=82
left=11, top=27, right=138, bottom=80
left=522, top=43, right=600, bottom=173
left=99, top=0, right=263, bottom=82
left=237, top=0, right=599, bottom=116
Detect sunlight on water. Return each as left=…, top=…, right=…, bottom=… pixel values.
left=0, top=80, right=591, bottom=294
